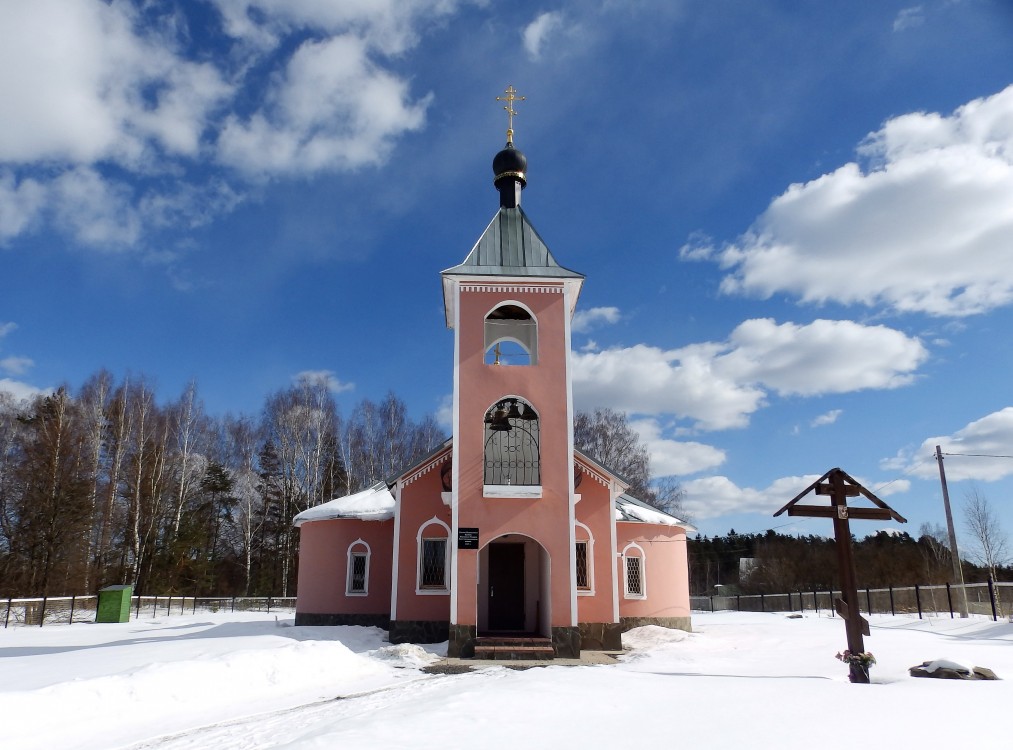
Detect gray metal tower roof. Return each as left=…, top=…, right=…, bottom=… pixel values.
left=441, top=205, right=584, bottom=280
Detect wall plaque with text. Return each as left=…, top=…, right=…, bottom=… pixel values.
left=458, top=527, right=480, bottom=549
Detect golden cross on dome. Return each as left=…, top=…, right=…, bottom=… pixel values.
left=496, top=85, right=525, bottom=145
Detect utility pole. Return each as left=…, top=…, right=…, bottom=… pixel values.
left=935, top=445, right=969, bottom=618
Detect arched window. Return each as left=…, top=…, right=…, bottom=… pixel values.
left=484, top=303, right=537, bottom=365
left=416, top=518, right=450, bottom=594
left=484, top=397, right=540, bottom=487
left=575, top=522, right=594, bottom=595
left=346, top=539, right=371, bottom=596
left=622, top=542, right=646, bottom=599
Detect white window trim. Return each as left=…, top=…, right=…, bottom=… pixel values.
left=345, top=539, right=371, bottom=597
left=575, top=522, right=595, bottom=596
left=416, top=517, right=451, bottom=595
left=622, top=542, right=647, bottom=600
left=483, top=484, right=542, bottom=498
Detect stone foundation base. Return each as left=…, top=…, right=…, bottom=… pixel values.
left=448, top=624, right=477, bottom=658
left=390, top=620, right=450, bottom=645
left=620, top=616, right=693, bottom=633
left=578, top=622, right=623, bottom=651
left=294, top=612, right=390, bottom=628
left=551, top=626, right=581, bottom=658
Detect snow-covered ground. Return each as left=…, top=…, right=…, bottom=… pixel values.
left=3, top=610, right=1010, bottom=749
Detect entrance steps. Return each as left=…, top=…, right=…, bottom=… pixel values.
left=473, top=635, right=554, bottom=661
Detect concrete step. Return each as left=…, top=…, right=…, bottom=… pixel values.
left=473, top=644, right=555, bottom=660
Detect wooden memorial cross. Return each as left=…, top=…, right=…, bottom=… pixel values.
left=773, top=468, right=906, bottom=683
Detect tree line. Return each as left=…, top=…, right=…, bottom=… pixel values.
left=689, top=525, right=1012, bottom=596
left=0, top=371, right=443, bottom=598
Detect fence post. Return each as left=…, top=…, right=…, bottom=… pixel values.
left=232, top=596, right=236, bottom=613
left=946, top=583, right=954, bottom=619
left=181, top=596, right=186, bottom=615
left=39, top=595, right=47, bottom=627
left=736, top=594, right=740, bottom=611
left=787, top=592, right=792, bottom=612
left=153, top=596, right=158, bottom=618
left=988, top=576, right=998, bottom=621
left=915, top=585, right=923, bottom=619
left=709, top=595, right=714, bottom=612
left=193, top=595, right=197, bottom=614
left=267, top=596, right=272, bottom=613
left=829, top=591, right=834, bottom=617
left=865, top=588, right=871, bottom=615
left=69, top=594, right=76, bottom=624
left=760, top=593, right=765, bottom=612
left=814, top=589, right=819, bottom=614
left=888, top=585, right=895, bottom=616
left=4, top=597, right=11, bottom=628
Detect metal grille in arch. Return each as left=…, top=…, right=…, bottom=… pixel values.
left=483, top=398, right=540, bottom=486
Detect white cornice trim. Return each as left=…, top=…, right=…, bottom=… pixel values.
left=403, top=451, right=451, bottom=487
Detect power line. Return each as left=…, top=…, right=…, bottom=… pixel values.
left=941, top=452, right=1013, bottom=459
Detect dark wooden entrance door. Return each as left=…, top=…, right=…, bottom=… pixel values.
left=488, top=543, right=525, bottom=631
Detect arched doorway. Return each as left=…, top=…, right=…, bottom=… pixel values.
left=478, top=534, right=550, bottom=636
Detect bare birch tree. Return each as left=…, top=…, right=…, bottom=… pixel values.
left=963, top=487, right=1009, bottom=579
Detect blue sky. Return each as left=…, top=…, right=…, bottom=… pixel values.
left=2, top=0, right=1013, bottom=551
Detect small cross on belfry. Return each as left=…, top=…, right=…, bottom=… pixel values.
left=497, top=85, right=526, bottom=145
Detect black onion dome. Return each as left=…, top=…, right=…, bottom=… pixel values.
left=493, top=143, right=527, bottom=185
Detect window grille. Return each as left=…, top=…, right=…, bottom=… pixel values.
left=348, top=553, right=367, bottom=594
left=625, top=556, right=643, bottom=596
left=420, top=538, right=447, bottom=588
left=484, top=399, right=540, bottom=486
left=575, top=541, right=590, bottom=590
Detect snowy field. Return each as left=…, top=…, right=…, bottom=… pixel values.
left=2, top=610, right=1010, bottom=749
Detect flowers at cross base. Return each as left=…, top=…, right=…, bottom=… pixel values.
left=836, top=650, right=876, bottom=667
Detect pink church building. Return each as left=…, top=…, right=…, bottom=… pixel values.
left=294, top=125, right=693, bottom=658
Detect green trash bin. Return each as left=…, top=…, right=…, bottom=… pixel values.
left=96, top=585, right=133, bottom=623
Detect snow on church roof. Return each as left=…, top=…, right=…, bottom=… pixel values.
left=293, top=482, right=395, bottom=526
left=615, top=493, right=696, bottom=532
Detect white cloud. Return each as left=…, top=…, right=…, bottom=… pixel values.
left=0, top=357, right=33, bottom=376
left=681, top=474, right=820, bottom=520
left=682, top=472, right=908, bottom=521
left=0, top=0, right=231, bottom=166
left=697, top=85, right=1013, bottom=317
left=572, top=306, right=621, bottom=333
left=293, top=369, right=355, bottom=394
left=572, top=318, right=925, bottom=430
left=0, top=322, right=16, bottom=339
left=209, top=0, right=466, bottom=56
left=629, top=418, right=726, bottom=476
left=811, top=409, right=842, bottom=427
left=436, top=393, right=453, bottom=431
left=719, top=319, right=927, bottom=396
left=522, top=11, right=564, bottom=60
left=51, top=168, right=142, bottom=248
left=573, top=341, right=765, bottom=430
left=0, top=172, right=46, bottom=242
left=217, top=34, right=431, bottom=175
left=909, top=407, right=1013, bottom=481
left=0, top=378, right=47, bottom=403
left=0, top=0, right=450, bottom=246
left=893, top=6, right=925, bottom=31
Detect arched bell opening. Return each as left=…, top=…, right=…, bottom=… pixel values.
left=477, top=533, right=550, bottom=636
left=483, top=397, right=540, bottom=486
left=484, top=303, right=537, bottom=365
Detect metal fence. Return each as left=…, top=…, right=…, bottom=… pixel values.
left=2, top=595, right=297, bottom=628
left=691, top=581, right=1013, bottom=621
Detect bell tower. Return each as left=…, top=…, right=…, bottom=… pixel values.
left=441, top=88, right=585, bottom=657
